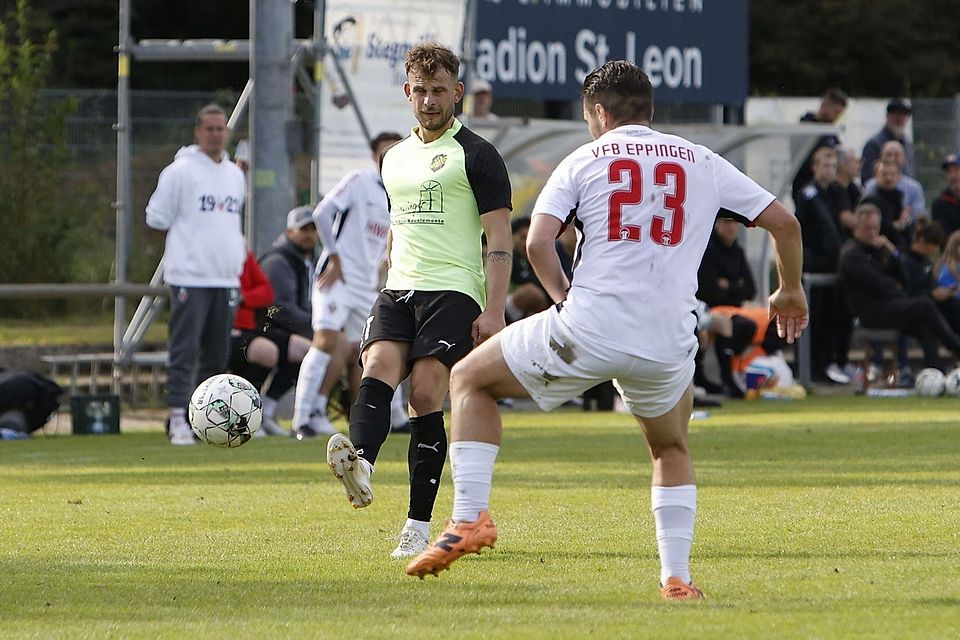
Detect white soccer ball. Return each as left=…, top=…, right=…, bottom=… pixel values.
left=914, top=368, right=946, bottom=398
left=188, top=373, right=262, bottom=447
left=944, top=368, right=960, bottom=396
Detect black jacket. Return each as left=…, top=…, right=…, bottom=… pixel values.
left=795, top=181, right=849, bottom=273
left=838, top=238, right=907, bottom=317
left=259, top=235, right=315, bottom=337
left=900, top=248, right=935, bottom=297
left=861, top=187, right=908, bottom=249
left=932, top=190, right=960, bottom=240
left=697, top=232, right=756, bottom=308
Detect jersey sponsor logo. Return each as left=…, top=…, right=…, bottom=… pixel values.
left=430, top=154, right=448, bottom=172
left=417, top=180, right=444, bottom=213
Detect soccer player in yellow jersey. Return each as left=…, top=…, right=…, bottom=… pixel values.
left=326, top=43, right=513, bottom=559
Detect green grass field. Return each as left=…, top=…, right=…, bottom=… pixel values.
left=2, top=396, right=959, bottom=639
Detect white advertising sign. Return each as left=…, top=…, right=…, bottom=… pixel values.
left=319, top=0, right=467, bottom=195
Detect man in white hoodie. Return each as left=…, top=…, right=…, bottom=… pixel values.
left=146, top=104, right=246, bottom=445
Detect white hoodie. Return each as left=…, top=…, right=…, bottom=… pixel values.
left=146, top=145, right=246, bottom=287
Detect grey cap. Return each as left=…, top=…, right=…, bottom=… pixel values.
left=286, top=205, right=315, bottom=230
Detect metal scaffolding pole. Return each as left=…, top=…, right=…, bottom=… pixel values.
left=311, top=0, right=326, bottom=202
left=250, top=0, right=295, bottom=256
left=114, top=0, right=133, bottom=391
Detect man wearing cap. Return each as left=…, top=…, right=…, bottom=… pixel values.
left=146, top=103, right=246, bottom=445
left=861, top=98, right=915, bottom=184
left=469, top=78, right=499, bottom=121
left=932, top=155, right=960, bottom=239
left=255, top=206, right=321, bottom=434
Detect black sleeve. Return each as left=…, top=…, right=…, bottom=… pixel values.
left=458, top=128, right=512, bottom=215
left=733, top=248, right=757, bottom=302
left=696, top=247, right=726, bottom=308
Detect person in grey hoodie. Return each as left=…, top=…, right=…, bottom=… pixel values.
left=146, top=103, right=246, bottom=445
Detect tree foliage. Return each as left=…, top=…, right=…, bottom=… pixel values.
left=750, top=0, right=960, bottom=97
left=0, top=0, right=111, bottom=314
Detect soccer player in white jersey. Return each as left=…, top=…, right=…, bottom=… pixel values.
left=406, top=61, right=808, bottom=599
left=291, top=132, right=404, bottom=439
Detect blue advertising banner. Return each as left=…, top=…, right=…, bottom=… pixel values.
left=475, top=0, right=747, bottom=104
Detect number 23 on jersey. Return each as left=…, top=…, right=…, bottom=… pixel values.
left=607, top=159, right=686, bottom=246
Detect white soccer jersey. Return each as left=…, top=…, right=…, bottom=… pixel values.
left=313, top=168, right=390, bottom=292
left=533, top=124, right=775, bottom=362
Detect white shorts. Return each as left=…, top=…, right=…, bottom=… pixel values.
left=311, top=281, right=378, bottom=343
left=500, top=307, right=696, bottom=418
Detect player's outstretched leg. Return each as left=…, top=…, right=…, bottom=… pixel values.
left=405, top=510, right=498, bottom=578
left=326, top=377, right=393, bottom=508
left=326, top=432, right=373, bottom=508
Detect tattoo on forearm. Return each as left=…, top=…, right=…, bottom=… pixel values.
left=486, top=250, right=512, bottom=264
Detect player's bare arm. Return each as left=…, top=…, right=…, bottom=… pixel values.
left=753, top=200, right=808, bottom=343
left=474, top=207, right=512, bottom=344
left=527, top=213, right=569, bottom=304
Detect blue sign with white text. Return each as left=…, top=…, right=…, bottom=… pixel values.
left=475, top=0, right=748, bottom=104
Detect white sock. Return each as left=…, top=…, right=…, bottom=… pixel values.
left=314, top=394, right=328, bottom=416
left=261, top=396, right=277, bottom=419
left=170, top=407, right=187, bottom=428
left=404, top=518, right=430, bottom=537
left=651, top=484, right=697, bottom=586
left=293, top=347, right=331, bottom=428
left=390, top=388, right=408, bottom=427
left=450, top=441, right=500, bottom=522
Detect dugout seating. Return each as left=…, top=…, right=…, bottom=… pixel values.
left=41, top=351, right=167, bottom=406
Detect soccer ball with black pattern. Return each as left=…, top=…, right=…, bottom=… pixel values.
left=188, top=374, right=262, bottom=447
left=914, top=368, right=946, bottom=398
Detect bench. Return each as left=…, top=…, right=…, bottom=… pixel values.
left=41, top=351, right=168, bottom=404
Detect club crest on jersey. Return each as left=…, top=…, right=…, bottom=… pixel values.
left=430, top=154, right=447, bottom=172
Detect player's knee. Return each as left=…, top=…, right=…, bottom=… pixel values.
left=408, top=387, right=441, bottom=415
left=647, top=438, right=690, bottom=462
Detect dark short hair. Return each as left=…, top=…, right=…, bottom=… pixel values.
left=370, top=131, right=402, bottom=153
left=582, top=60, right=653, bottom=123
left=822, top=87, right=848, bottom=106
left=195, top=103, right=227, bottom=127
left=914, top=218, right=945, bottom=246
left=405, top=42, right=460, bottom=78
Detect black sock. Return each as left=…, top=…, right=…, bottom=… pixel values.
left=348, top=377, right=394, bottom=465
left=407, top=411, right=447, bottom=522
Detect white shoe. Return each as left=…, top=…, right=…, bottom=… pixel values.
left=326, top=433, right=373, bottom=508
left=259, top=416, right=288, bottom=436
left=169, top=414, right=195, bottom=446
left=825, top=363, right=851, bottom=385
left=390, top=527, right=430, bottom=559
left=309, top=411, right=338, bottom=436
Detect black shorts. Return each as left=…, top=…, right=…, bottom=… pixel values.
left=360, top=289, right=482, bottom=369
left=228, top=325, right=294, bottom=371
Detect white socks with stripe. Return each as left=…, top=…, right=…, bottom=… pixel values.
left=449, top=441, right=500, bottom=523
left=651, top=484, right=697, bottom=586
left=292, top=347, right=331, bottom=429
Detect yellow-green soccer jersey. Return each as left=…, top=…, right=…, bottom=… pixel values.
left=381, top=118, right=512, bottom=309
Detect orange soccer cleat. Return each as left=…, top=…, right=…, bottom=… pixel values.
left=405, top=511, right=499, bottom=579
left=660, top=577, right=705, bottom=601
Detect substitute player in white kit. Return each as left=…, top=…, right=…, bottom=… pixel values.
left=406, top=61, right=808, bottom=599
left=291, top=132, right=406, bottom=439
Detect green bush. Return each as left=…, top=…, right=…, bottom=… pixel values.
left=0, top=0, right=112, bottom=317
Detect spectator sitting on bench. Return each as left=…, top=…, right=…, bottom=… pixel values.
left=839, top=203, right=960, bottom=372
left=696, top=216, right=757, bottom=398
